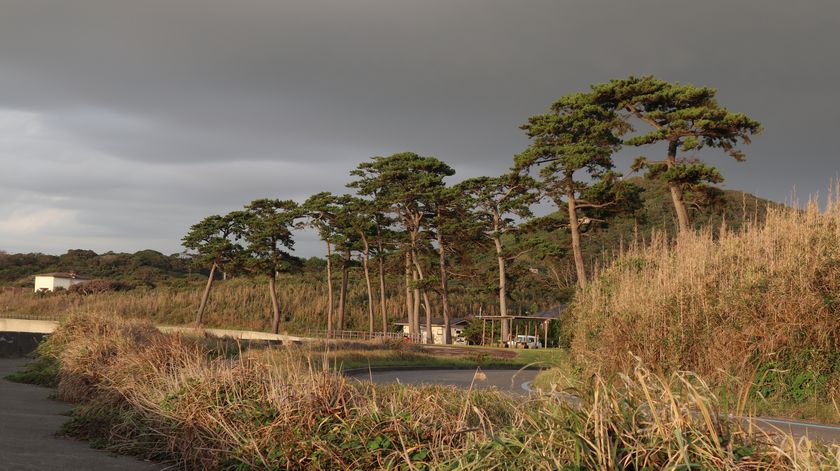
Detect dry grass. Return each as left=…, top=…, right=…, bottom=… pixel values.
left=22, top=313, right=840, bottom=469
left=0, top=274, right=509, bottom=333
left=572, top=192, right=840, bottom=420
left=0, top=276, right=406, bottom=332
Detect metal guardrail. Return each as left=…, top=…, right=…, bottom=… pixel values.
left=307, top=329, right=423, bottom=343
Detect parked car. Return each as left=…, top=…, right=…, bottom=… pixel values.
left=454, top=336, right=470, bottom=345
left=507, top=335, right=542, bottom=349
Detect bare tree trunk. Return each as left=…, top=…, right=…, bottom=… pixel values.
left=337, top=249, right=349, bottom=331
left=565, top=178, right=587, bottom=288
left=360, top=235, right=375, bottom=335
left=404, top=250, right=414, bottom=335
left=325, top=240, right=334, bottom=336
left=409, top=229, right=423, bottom=336
left=422, top=291, right=433, bottom=344
left=378, top=243, right=387, bottom=333
left=268, top=273, right=281, bottom=334
left=437, top=224, right=451, bottom=345
left=547, top=265, right=564, bottom=290
left=412, top=268, right=421, bottom=337
left=411, top=247, right=434, bottom=344
left=493, top=232, right=509, bottom=343
left=195, top=262, right=216, bottom=326
left=667, top=140, right=690, bottom=233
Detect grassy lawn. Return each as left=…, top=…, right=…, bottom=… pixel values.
left=250, top=340, right=578, bottom=372
left=329, top=343, right=578, bottom=373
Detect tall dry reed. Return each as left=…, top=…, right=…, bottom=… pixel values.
left=572, top=193, right=840, bottom=412
left=0, top=274, right=506, bottom=333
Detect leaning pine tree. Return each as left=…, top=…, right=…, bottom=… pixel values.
left=349, top=152, right=454, bottom=340
left=592, top=75, right=761, bottom=233
left=182, top=213, right=242, bottom=326
left=237, top=199, right=299, bottom=334
left=301, top=192, right=341, bottom=336
left=457, top=173, right=538, bottom=341
left=516, top=92, right=636, bottom=288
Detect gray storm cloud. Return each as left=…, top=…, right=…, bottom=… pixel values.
left=0, top=0, right=838, bottom=255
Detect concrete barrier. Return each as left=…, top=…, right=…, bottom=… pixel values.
left=0, top=318, right=310, bottom=348
left=0, top=319, right=58, bottom=335
left=158, top=325, right=307, bottom=344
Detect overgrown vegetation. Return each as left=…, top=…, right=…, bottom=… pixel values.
left=13, top=313, right=838, bottom=469
left=571, top=194, right=840, bottom=422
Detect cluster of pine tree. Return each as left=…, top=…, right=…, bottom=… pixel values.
left=185, top=75, right=761, bottom=340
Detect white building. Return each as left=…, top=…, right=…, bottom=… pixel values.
left=395, top=317, right=470, bottom=344
left=33, top=272, right=89, bottom=292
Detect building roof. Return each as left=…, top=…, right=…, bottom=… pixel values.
left=394, top=317, right=470, bottom=327
left=475, top=304, right=568, bottom=320
left=34, top=272, right=90, bottom=280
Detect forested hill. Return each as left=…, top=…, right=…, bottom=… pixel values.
left=0, top=180, right=778, bottom=290
left=0, top=249, right=194, bottom=287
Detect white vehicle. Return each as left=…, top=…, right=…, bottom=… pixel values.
left=507, top=335, right=542, bottom=349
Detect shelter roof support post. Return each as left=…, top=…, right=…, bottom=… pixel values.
left=543, top=320, right=548, bottom=349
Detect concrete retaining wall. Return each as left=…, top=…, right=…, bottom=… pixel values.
left=0, top=319, right=58, bottom=335
left=0, top=318, right=308, bottom=353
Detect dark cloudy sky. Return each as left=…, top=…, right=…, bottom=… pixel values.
left=1, top=0, right=838, bottom=256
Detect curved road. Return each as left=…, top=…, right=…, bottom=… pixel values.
left=0, top=358, right=161, bottom=471
left=354, top=367, right=840, bottom=444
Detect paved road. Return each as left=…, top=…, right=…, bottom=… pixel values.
left=350, top=367, right=539, bottom=395
left=0, top=358, right=161, bottom=471
left=743, top=416, right=840, bottom=444
left=357, top=368, right=840, bottom=444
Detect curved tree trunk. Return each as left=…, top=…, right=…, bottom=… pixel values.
left=422, top=291, right=433, bottom=344
left=325, top=240, right=334, bottom=337
left=360, top=235, right=375, bottom=335
left=494, top=237, right=509, bottom=343
left=337, top=249, right=349, bottom=331
left=411, top=247, right=434, bottom=344
left=196, top=262, right=217, bottom=326
left=437, top=225, right=451, bottom=345
left=669, top=185, right=690, bottom=233
left=565, top=178, right=587, bottom=289
left=404, top=250, right=414, bottom=336
left=409, top=228, right=423, bottom=336
left=378, top=245, right=387, bottom=333
left=412, top=268, right=421, bottom=337
left=667, top=140, right=690, bottom=233
left=268, top=273, right=281, bottom=334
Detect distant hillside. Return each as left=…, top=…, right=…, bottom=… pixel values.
left=0, top=249, right=194, bottom=287
left=515, top=178, right=781, bottom=294
left=583, top=177, right=779, bottom=259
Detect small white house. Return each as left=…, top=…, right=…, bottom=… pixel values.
left=395, top=317, right=470, bottom=345
left=33, top=272, right=89, bottom=292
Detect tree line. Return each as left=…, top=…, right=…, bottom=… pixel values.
left=0, top=249, right=194, bottom=287
left=183, top=75, right=761, bottom=340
